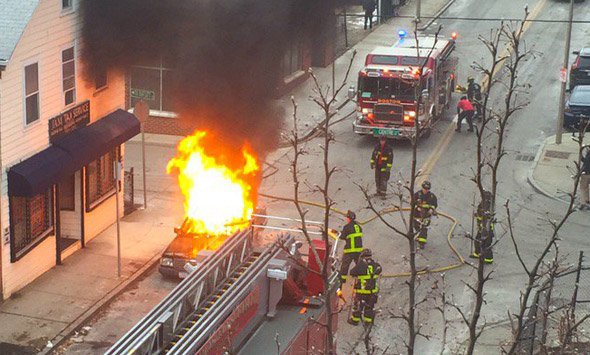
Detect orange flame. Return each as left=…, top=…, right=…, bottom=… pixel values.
left=167, top=131, right=259, bottom=246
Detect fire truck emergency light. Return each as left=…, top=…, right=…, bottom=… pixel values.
left=398, top=30, right=407, bottom=38
left=451, top=32, right=458, bottom=40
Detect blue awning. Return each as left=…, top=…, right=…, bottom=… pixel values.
left=53, top=109, right=140, bottom=168
left=8, top=146, right=76, bottom=197
left=8, top=109, right=140, bottom=197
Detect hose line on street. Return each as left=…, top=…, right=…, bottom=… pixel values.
left=258, top=193, right=467, bottom=278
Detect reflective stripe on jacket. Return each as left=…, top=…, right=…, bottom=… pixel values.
left=340, top=221, right=363, bottom=253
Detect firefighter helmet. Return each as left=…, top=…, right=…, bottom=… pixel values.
left=360, top=248, right=373, bottom=258
left=467, top=76, right=474, bottom=82
left=422, top=181, right=431, bottom=190
left=346, top=210, right=356, bottom=220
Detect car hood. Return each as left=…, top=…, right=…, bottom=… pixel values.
left=163, top=236, right=199, bottom=259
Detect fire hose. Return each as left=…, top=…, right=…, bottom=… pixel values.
left=258, top=193, right=467, bottom=278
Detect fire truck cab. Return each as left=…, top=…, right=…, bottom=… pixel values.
left=351, top=35, right=458, bottom=139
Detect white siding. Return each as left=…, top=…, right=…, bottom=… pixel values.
left=0, top=0, right=127, bottom=298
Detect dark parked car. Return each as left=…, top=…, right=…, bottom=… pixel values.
left=564, top=85, right=590, bottom=130
left=159, top=210, right=267, bottom=279
left=570, top=48, right=590, bottom=90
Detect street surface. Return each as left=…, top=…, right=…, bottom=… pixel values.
left=58, top=0, right=590, bottom=353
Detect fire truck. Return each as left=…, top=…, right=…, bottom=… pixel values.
left=351, top=34, right=458, bottom=139
left=107, top=216, right=340, bottom=355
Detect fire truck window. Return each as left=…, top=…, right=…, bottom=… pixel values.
left=359, top=77, right=415, bottom=100
left=401, top=57, right=422, bottom=66
left=370, top=56, right=399, bottom=65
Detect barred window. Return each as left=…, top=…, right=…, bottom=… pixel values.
left=10, top=189, right=54, bottom=261
left=86, top=149, right=118, bottom=211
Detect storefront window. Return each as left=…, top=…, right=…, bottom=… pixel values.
left=86, top=149, right=117, bottom=211
left=130, top=57, right=174, bottom=113
left=283, top=41, right=303, bottom=78
left=10, top=189, right=54, bottom=261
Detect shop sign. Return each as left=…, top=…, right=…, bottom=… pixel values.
left=130, top=88, right=156, bottom=101
left=49, top=100, right=90, bottom=143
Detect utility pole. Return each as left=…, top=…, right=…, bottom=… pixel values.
left=134, top=101, right=149, bottom=208
left=556, top=0, right=574, bottom=144
left=416, top=0, right=421, bottom=24
left=114, top=160, right=122, bottom=277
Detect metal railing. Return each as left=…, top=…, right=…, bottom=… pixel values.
left=106, top=229, right=255, bottom=355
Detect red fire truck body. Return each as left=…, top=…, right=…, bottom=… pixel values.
left=108, top=218, right=340, bottom=355
left=352, top=36, right=458, bottom=139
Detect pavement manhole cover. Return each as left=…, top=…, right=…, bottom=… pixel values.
left=515, top=154, right=535, bottom=162
left=545, top=150, right=570, bottom=159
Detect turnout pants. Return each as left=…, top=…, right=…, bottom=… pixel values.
left=413, top=216, right=431, bottom=244
left=375, top=169, right=390, bottom=195
left=339, top=252, right=360, bottom=284
left=474, top=228, right=494, bottom=263
left=457, top=110, right=474, bottom=131
left=350, top=294, right=378, bottom=324
left=364, top=10, right=373, bottom=29
left=580, top=174, right=590, bottom=205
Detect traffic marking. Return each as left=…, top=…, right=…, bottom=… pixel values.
left=416, top=0, right=548, bottom=185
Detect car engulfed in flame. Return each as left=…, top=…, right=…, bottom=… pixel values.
left=159, top=130, right=263, bottom=278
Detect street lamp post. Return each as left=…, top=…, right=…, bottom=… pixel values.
left=556, top=0, right=575, bottom=144
left=416, top=0, right=421, bottom=24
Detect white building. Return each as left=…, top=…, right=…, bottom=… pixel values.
left=0, top=0, right=139, bottom=299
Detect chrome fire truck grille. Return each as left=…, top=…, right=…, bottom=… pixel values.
left=374, top=103, right=403, bottom=123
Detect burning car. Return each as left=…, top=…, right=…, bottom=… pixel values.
left=159, top=130, right=262, bottom=278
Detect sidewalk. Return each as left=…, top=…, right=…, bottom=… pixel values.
left=528, top=134, right=588, bottom=203
left=0, top=0, right=454, bottom=353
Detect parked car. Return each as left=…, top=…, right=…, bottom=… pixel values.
left=570, top=48, right=590, bottom=90
left=159, top=209, right=267, bottom=279
left=564, top=85, right=590, bottom=130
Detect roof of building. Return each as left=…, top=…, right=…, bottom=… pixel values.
left=0, top=0, right=40, bottom=68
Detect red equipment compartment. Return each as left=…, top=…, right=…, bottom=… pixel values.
left=306, top=239, right=327, bottom=295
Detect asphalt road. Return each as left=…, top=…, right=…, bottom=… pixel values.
left=58, top=0, right=590, bottom=353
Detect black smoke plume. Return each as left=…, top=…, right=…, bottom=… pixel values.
left=81, top=0, right=337, bottom=159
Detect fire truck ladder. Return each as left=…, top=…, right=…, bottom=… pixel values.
left=106, top=228, right=275, bottom=355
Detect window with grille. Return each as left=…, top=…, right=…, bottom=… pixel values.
left=86, top=149, right=118, bottom=211
left=10, top=189, right=54, bottom=262
left=62, top=0, right=73, bottom=11
left=62, top=47, right=76, bottom=106
left=129, top=56, right=175, bottom=113
left=24, top=63, right=40, bottom=125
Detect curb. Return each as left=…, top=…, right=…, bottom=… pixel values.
left=526, top=136, right=571, bottom=205
left=41, top=247, right=166, bottom=354
left=417, top=0, right=456, bottom=31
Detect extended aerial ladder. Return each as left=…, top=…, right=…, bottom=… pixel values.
left=107, top=215, right=340, bottom=355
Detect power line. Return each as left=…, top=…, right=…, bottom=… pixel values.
left=336, top=13, right=590, bottom=24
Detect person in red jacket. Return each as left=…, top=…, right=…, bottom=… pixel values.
left=456, top=96, right=475, bottom=132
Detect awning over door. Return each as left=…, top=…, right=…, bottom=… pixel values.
left=8, top=109, right=140, bottom=197
left=8, top=146, right=76, bottom=197
left=53, top=109, right=140, bottom=168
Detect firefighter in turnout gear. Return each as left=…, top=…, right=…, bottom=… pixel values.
left=349, top=249, right=382, bottom=326
left=467, top=77, right=483, bottom=119
left=470, top=190, right=494, bottom=263
left=413, top=181, right=438, bottom=248
left=371, top=137, right=394, bottom=197
left=339, top=210, right=363, bottom=284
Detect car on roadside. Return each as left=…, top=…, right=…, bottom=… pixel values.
left=570, top=48, right=590, bottom=90
left=564, top=85, right=590, bottom=130
left=159, top=209, right=267, bottom=279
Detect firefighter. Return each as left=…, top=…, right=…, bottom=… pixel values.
left=339, top=210, right=363, bottom=284
left=470, top=190, right=494, bottom=263
left=456, top=96, right=475, bottom=132
left=371, top=137, right=394, bottom=197
left=349, top=248, right=382, bottom=326
left=413, top=181, right=438, bottom=248
left=467, top=77, right=483, bottom=119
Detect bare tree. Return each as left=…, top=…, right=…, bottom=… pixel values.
left=358, top=23, right=444, bottom=355
left=285, top=51, right=357, bottom=354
